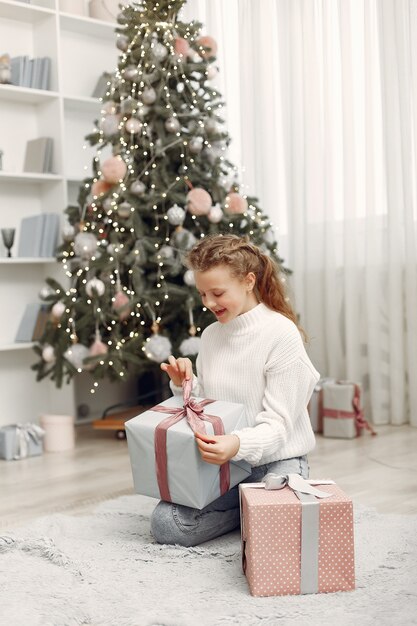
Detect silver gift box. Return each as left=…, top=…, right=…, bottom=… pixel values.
left=0, top=424, right=43, bottom=461
left=125, top=395, right=252, bottom=509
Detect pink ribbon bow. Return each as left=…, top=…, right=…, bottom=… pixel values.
left=152, top=379, right=231, bottom=503
left=323, top=382, right=377, bottom=436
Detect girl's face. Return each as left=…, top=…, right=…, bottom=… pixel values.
left=195, top=265, right=258, bottom=324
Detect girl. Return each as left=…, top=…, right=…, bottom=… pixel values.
left=151, top=234, right=319, bottom=547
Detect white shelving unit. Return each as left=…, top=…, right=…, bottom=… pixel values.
left=0, top=0, right=120, bottom=427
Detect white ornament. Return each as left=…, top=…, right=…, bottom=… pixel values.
left=116, top=34, right=129, bottom=51
left=208, top=203, right=223, bottom=224
left=179, top=336, right=201, bottom=357
left=86, top=277, right=105, bottom=297
left=51, top=301, right=66, bottom=319
left=42, top=345, right=55, bottom=363
left=183, top=269, right=195, bottom=286
left=142, top=87, right=156, bottom=105
left=124, top=65, right=138, bottom=81
left=159, top=245, right=174, bottom=259
left=188, top=136, right=203, bottom=154
left=144, top=334, right=172, bottom=363
left=167, top=204, right=186, bottom=226
left=171, top=228, right=197, bottom=251
left=39, top=285, right=53, bottom=299
left=125, top=118, right=142, bottom=134
left=138, top=105, right=150, bottom=119
left=152, top=42, right=168, bottom=61
left=100, top=114, right=120, bottom=138
left=204, top=118, right=218, bottom=134
left=165, top=117, right=180, bottom=133
left=117, top=201, right=132, bottom=218
left=74, top=232, right=98, bottom=259
left=206, top=65, right=218, bottom=80
left=102, top=197, right=114, bottom=211
left=64, top=343, right=89, bottom=370
left=62, top=223, right=75, bottom=242
left=130, top=179, right=146, bottom=196
left=101, top=100, right=117, bottom=115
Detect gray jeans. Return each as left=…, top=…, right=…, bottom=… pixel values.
left=150, top=455, right=309, bottom=547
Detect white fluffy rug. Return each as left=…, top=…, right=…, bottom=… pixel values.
left=1, top=494, right=416, bottom=626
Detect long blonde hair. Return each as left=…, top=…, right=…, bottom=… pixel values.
left=186, top=235, right=307, bottom=340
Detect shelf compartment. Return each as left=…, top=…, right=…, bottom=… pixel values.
left=0, top=257, right=56, bottom=264
left=0, top=84, right=58, bottom=105
left=0, top=1, right=54, bottom=22
left=0, top=172, right=63, bottom=183
left=59, top=12, right=116, bottom=38
left=63, top=95, right=101, bottom=113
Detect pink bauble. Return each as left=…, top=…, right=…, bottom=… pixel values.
left=101, top=156, right=127, bottom=184
left=174, top=37, right=190, bottom=58
left=186, top=188, right=212, bottom=216
left=112, top=290, right=131, bottom=321
left=225, top=192, right=248, bottom=214
left=89, top=337, right=108, bottom=357
left=91, top=179, right=112, bottom=197
left=196, top=36, right=218, bottom=59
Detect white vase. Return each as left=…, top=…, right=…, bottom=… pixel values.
left=59, top=0, right=87, bottom=16
left=89, top=0, right=119, bottom=22
left=40, top=414, right=75, bottom=452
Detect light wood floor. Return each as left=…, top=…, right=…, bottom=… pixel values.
left=1, top=423, right=416, bottom=530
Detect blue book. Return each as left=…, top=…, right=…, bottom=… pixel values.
left=15, top=302, right=41, bottom=342
left=39, top=214, right=60, bottom=257
left=17, top=214, right=45, bottom=257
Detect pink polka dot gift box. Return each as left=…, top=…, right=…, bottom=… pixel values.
left=239, top=474, right=355, bottom=597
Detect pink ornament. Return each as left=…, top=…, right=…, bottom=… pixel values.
left=175, top=37, right=190, bottom=58
left=91, top=179, right=112, bottom=197
left=225, top=192, right=248, bottom=214
left=89, top=336, right=108, bottom=357
left=101, top=156, right=127, bottom=184
left=112, top=290, right=131, bottom=321
left=196, top=36, right=218, bottom=59
left=186, top=187, right=212, bottom=216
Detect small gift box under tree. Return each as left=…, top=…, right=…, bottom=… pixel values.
left=239, top=475, right=355, bottom=597
left=322, top=381, right=376, bottom=439
left=0, top=423, right=45, bottom=460
left=125, top=380, right=251, bottom=509
left=308, top=377, right=335, bottom=433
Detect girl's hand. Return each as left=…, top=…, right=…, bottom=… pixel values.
left=194, top=431, right=240, bottom=465
left=160, top=355, right=193, bottom=387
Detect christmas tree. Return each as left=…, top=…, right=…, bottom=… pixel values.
left=33, top=0, right=287, bottom=390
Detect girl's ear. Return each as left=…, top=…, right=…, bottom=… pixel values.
left=244, top=272, right=256, bottom=291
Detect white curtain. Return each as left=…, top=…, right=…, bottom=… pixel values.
left=181, top=0, right=417, bottom=426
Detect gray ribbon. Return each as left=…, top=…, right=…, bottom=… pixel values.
left=264, top=473, right=334, bottom=594
left=13, top=423, right=45, bottom=460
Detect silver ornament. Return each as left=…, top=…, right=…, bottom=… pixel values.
left=102, top=197, right=114, bottom=211
left=124, top=65, right=138, bottom=81
left=158, top=245, right=174, bottom=259
left=152, top=42, right=168, bottom=61
left=167, top=204, right=186, bottom=226
left=74, top=232, right=98, bottom=259
left=62, top=223, right=75, bottom=242
left=64, top=343, right=90, bottom=370
left=179, top=336, right=201, bottom=356
left=116, top=34, right=129, bottom=51
left=86, top=277, right=105, bottom=297
left=188, top=136, right=203, bottom=154
left=208, top=203, right=223, bottom=224
left=125, top=118, right=142, bottom=134
left=101, top=100, right=118, bottom=115
left=130, top=179, right=146, bottom=196
left=42, top=344, right=55, bottom=363
left=51, top=301, right=66, bottom=319
left=183, top=269, right=195, bottom=286
left=204, top=118, right=218, bottom=134
left=144, top=334, right=172, bottom=363
left=100, top=114, right=120, bottom=138
left=171, top=228, right=197, bottom=251
left=137, top=104, right=150, bottom=119
left=117, top=201, right=132, bottom=218
left=142, top=87, right=156, bottom=105
left=165, top=117, right=180, bottom=133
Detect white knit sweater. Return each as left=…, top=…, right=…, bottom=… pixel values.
left=172, top=303, right=319, bottom=467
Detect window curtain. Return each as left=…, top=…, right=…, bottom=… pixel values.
left=180, top=0, right=417, bottom=426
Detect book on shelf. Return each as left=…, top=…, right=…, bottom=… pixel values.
left=17, top=213, right=60, bottom=258
left=15, top=303, right=50, bottom=343
left=39, top=214, right=60, bottom=257
left=23, top=137, right=53, bottom=174
left=10, top=55, right=51, bottom=90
